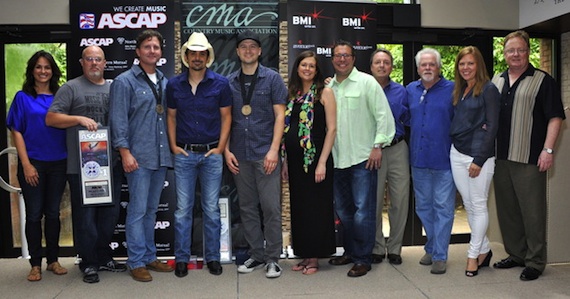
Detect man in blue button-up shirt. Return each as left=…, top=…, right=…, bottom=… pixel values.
left=109, top=30, right=174, bottom=282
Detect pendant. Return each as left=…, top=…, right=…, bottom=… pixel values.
left=241, top=104, right=252, bottom=116
left=156, top=104, right=164, bottom=114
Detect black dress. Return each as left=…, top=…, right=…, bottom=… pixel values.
left=285, top=100, right=336, bottom=257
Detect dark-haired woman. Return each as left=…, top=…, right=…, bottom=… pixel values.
left=7, top=50, right=68, bottom=281
left=282, top=51, right=336, bottom=274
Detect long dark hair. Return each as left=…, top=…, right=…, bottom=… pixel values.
left=288, top=51, right=325, bottom=100
left=22, top=50, right=62, bottom=97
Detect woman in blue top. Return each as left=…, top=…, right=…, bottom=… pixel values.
left=449, top=46, right=500, bottom=277
left=6, top=50, right=68, bottom=281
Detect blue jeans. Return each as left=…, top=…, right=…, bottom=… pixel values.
left=18, top=159, right=67, bottom=267
left=68, top=160, right=123, bottom=271
left=333, top=161, right=377, bottom=265
left=125, top=166, right=167, bottom=269
left=174, top=153, right=222, bottom=263
left=411, top=167, right=456, bottom=261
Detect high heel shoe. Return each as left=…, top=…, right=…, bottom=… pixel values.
left=478, top=250, right=493, bottom=268
left=465, top=258, right=479, bottom=277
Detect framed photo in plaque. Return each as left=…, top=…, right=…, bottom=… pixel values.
left=78, top=127, right=113, bottom=206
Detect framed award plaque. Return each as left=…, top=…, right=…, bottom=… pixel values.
left=78, top=128, right=113, bottom=206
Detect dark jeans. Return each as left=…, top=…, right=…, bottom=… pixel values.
left=18, top=159, right=67, bottom=267
left=68, top=161, right=123, bottom=270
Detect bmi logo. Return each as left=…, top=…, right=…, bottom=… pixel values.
left=292, top=16, right=312, bottom=26
left=79, top=13, right=95, bottom=30
left=342, top=18, right=361, bottom=27
left=317, top=47, right=331, bottom=55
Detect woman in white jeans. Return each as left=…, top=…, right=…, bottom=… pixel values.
left=449, top=46, right=500, bottom=277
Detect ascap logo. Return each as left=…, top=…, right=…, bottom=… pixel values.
left=110, top=242, right=119, bottom=250
left=317, top=47, right=331, bottom=55
left=97, top=13, right=167, bottom=29
left=155, top=221, right=170, bottom=229
left=133, top=57, right=167, bottom=67
left=80, top=132, right=108, bottom=141
left=80, top=38, right=114, bottom=47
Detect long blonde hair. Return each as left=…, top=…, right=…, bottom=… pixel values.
left=452, top=46, right=489, bottom=106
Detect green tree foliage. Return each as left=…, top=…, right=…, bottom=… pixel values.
left=5, top=43, right=67, bottom=113
left=493, top=37, right=541, bottom=73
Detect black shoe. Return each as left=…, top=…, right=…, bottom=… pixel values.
left=493, top=257, right=524, bottom=269
left=371, top=254, right=385, bottom=264
left=175, top=262, right=188, bottom=278
left=520, top=267, right=541, bottom=281
left=387, top=254, right=402, bottom=265
left=329, top=255, right=353, bottom=266
left=478, top=250, right=493, bottom=268
left=207, top=261, right=223, bottom=275
left=83, top=266, right=99, bottom=283
left=99, top=260, right=127, bottom=272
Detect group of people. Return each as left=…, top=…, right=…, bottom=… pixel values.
left=6, top=28, right=564, bottom=285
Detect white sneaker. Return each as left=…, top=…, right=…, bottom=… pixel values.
left=237, top=258, right=264, bottom=274
left=265, top=262, right=282, bottom=278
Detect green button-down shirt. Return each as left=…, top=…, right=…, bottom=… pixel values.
left=329, top=67, right=395, bottom=169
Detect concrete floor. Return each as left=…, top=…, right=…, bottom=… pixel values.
left=2, top=242, right=570, bottom=299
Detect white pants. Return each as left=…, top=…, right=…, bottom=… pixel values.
left=450, top=145, right=494, bottom=259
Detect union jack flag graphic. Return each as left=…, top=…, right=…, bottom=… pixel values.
left=79, top=13, right=95, bottom=29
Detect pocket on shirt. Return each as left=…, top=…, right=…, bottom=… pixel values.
left=345, top=90, right=361, bottom=110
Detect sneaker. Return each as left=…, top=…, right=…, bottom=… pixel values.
left=237, top=258, right=265, bottom=274
left=431, top=261, right=446, bottom=274
left=265, top=262, right=282, bottom=278
left=83, top=266, right=100, bottom=283
left=419, top=253, right=433, bottom=265
left=99, top=260, right=127, bottom=272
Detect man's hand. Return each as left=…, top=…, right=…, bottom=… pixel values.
left=365, top=148, right=382, bottom=170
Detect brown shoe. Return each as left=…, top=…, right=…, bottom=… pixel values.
left=146, top=260, right=174, bottom=272
left=328, top=255, right=353, bottom=266
left=130, top=267, right=152, bottom=282
left=27, top=266, right=42, bottom=281
left=46, top=261, right=68, bottom=275
left=347, top=264, right=371, bottom=277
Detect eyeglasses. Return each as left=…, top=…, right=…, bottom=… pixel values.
left=419, top=89, right=427, bottom=102
left=333, top=53, right=353, bottom=60
left=83, top=57, right=103, bottom=63
left=504, top=48, right=529, bottom=55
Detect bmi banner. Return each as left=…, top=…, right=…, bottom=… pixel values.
left=69, top=0, right=176, bottom=79
left=287, top=0, right=377, bottom=78
left=180, top=0, right=280, bottom=76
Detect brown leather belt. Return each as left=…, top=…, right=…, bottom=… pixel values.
left=176, top=141, right=218, bottom=152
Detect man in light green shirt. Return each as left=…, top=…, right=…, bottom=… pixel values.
left=327, top=40, right=395, bottom=278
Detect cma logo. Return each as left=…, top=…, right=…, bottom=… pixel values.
left=317, top=47, right=331, bottom=55
left=98, top=13, right=167, bottom=29
left=134, top=57, right=167, bottom=66
left=342, top=18, right=361, bottom=27
left=155, top=221, right=170, bottom=229
left=80, top=38, right=113, bottom=47
left=292, top=16, right=312, bottom=25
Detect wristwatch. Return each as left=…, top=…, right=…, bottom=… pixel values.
left=543, top=147, right=554, bottom=154
left=373, top=143, right=381, bottom=149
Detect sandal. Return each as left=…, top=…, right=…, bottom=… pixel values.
left=27, top=266, right=42, bottom=281
left=302, top=265, right=319, bottom=275
left=47, top=261, right=68, bottom=275
left=292, top=262, right=308, bottom=271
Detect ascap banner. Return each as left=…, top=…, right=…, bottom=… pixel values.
left=69, top=0, right=176, bottom=79
left=287, top=0, right=377, bottom=78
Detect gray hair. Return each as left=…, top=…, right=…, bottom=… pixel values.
left=415, top=48, right=441, bottom=68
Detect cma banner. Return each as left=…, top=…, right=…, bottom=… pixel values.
left=287, top=0, right=377, bottom=78
left=181, top=0, right=279, bottom=76
left=70, top=0, right=176, bottom=79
